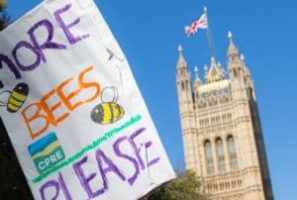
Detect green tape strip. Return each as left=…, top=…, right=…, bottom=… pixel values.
left=31, top=114, right=142, bottom=184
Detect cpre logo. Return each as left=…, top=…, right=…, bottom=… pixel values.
left=28, top=132, right=65, bottom=174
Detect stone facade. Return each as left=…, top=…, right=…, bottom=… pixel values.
left=176, top=33, right=273, bottom=200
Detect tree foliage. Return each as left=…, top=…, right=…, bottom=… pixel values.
left=0, top=0, right=9, bottom=30
left=0, top=1, right=32, bottom=199
left=141, top=171, right=209, bottom=200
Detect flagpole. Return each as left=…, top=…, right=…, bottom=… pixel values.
left=204, top=6, right=215, bottom=58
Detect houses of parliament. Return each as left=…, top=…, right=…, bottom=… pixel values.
left=176, top=32, right=273, bottom=200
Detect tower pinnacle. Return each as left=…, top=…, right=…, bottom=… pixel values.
left=228, top=31, right=233, bottom=39
left=178, top=45, right=183, bottom=52
left=227, top=31, right=239, bottom=57
left=240, top=54, right=245, bottom=61
left=194, top=66, right=199, bottom=74
left=194, top=66, right=202, bottom=89
left=177, top=45, right=187, bottom=68
left=205, top=57, right=225, bottom=83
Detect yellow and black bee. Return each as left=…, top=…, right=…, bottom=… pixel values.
left=0, top=83, right=29, bottom=113
left=91, top=87, right=125, bottom=125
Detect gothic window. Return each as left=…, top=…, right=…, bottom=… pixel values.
left=238, top=180, right=243, bottom=187
left=200, top=119, right=205, bottom=127
left=181, top=69, right=185, bottom=76
left=204, top=140, right=215, bottom=175
left=244, top=78, right=248, bottom=86
left=205, top=119, right=209, bottom=126
left=232, top=180, right=236, bottom=188
left=233, top=69, right=238, bottom=78
left=225, top=182, right=230, bottom=190
left=195, top=93, right=199, bottom=100
left=227, top=135, right=238, bottom=169
left=227, top=113, right=232, bottom=120
left=207, top=184, right=212, bottom=192
left=215, top=138, right=226, bottom=172
left=222, top=114, right=227, bottom=122
left=211, top=117, right=215, bottom=125
left=216, top=116, right=221, bottom=124
left=198, top=101, right=207, bottom=109
left=181, top=82, right=185, bottom=90
left=237, top=70, right=241, bottom=78
left=220, top=183, right=225, bottom=191
left=184, top=81, right=188, bottom=91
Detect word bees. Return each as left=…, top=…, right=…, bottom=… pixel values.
left=22, top=66, right=101, bottom=140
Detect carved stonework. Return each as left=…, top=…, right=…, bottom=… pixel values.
left=176, top=37, right=273, bottom=200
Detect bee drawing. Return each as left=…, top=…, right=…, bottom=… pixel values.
left=0, top=83, right=29, bottom=113
left=91, top=87, right=125, bottom=125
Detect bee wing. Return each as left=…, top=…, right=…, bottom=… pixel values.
left=101, top=87, right=119, bottom=103
left=111, top=87, right=119, bottom=102
left=0, top=90, right=11, bottom=106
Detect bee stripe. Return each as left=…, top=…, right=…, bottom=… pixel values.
left=119, top=106, right=124, bottom=117
left=9, top=97, right=23, bottom=106
left=97, top=105, right=104, bottom=123
left=7, top=103, right=19, bottom=111
left=108, top=103, right=114, bottom=123
left=12, top=91, right=27, bottom=101
left=116, top=104, right=122, bottom=118
left=113, top=103, right=119, bottom=120
left=103, top=103, right=111, bottom=123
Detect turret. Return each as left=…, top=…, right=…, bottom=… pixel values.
left=227, top=32, right=249, bottom=90
left=205, top=57, right=225, bottom=83
left=193, top=66, right=202, bottom=90
left=227, top=31, right=244, bottom=81
left=227, top=32, right=256, bottom=101
left=176, top=45, right=192, bottom=98
left=176, top=45, right=199, bottom=172
left=177, top=45, right=190, bottom=79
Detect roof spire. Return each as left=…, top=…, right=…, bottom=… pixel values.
left=227, top=31, right=239, bottom=57
left=228, top=31, right=233, bottom=39
left=177, top=45, right=187, bottom=68
left=178, top=45, right=183, bottom=52
left=240, top=53, right=251, bottom=76
left=240, top=54, right=245, bottom=61
left=204, top=65, right=208, bottom=78
left=205, top=57, right=225, bottom=83
left=194, top=66, right=202, bottom=89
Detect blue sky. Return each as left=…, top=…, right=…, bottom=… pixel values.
left=6, top=0, right=297, bottom=199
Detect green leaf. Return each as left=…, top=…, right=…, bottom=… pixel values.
left=140, top=170, right=209, bottom=200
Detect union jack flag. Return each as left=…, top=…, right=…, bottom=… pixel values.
left=185, top=13, right=208, bottom=37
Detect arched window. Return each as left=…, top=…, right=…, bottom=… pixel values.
left=215, top=138, right=226, bottom=172
left=181, top=82, right=185, bottom=90
left=227, top=136, right=238, bottom=169
left=233, top=69, right=237, bottom=78
left=204, top=140, right=215, bottom=175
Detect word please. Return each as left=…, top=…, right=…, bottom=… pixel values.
left=39, top=127, right=161, bottom=200
left=0, top=3, right=89, bottom=88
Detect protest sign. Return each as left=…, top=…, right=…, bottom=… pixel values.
left=0, top=0, right=175, bottom=199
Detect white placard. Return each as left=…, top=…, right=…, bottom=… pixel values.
left=0, top=0, right=175, bottom=199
